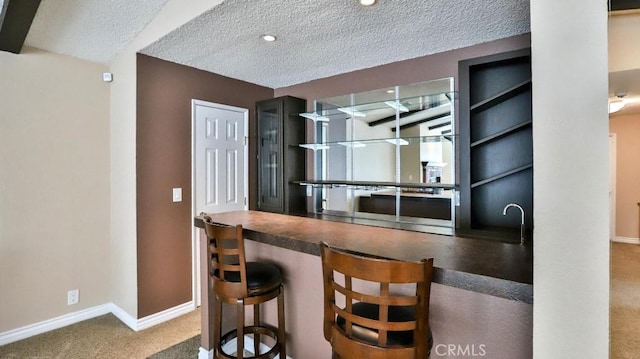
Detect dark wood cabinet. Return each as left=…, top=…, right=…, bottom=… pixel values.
left=458, top=48, right=533, bottom=242
left=256, top=96, right=307, bottom=214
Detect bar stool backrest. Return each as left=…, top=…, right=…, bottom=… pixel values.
left=320, top=241, right=434, bottom=359
left=203, top=217, right=248, bottom=298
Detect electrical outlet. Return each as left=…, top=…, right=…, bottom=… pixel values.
left=67, top=289, right=79, bottom=305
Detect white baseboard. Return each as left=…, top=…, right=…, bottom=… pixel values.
left=108, top=303, right=138, bottom=330
left=612, top=236, right=640, bottom=244
left=136, top=301, right=196, bottom=331
left=0, top=301, right=196, bottom=346
left=199, top=347, right=213, bottom=359
left=0, top=304, right=112, bottom=346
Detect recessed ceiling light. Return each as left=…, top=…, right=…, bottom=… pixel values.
left=386, top=89, right=395, bottom=94
left=262, top=35, right=277, bottom=42
left=359, top=0, right=376, bottom=6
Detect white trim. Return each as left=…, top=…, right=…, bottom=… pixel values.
left=609, top=133, right=617, bottom=240
left=109, top=303, right=139, bottom=330
left=0, top=301, right=196, bottom=346
left=136, top=300, right=195, bottom=331
left=199, top=347, right=214, bottom=359
left=612, top=236, right=640, bottom=244
left=191, top=99, right=199, bottom=308
left=0, top=304, right=111, bottom=346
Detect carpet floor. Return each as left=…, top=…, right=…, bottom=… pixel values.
left=0, top=309, right=200, bottom=358
left=610, top=242, right=640, bottom=359
left=147, top=335, right=200, bottom=359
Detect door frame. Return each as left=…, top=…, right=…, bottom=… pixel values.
left=191, top=99, right=249, bottom=306
left=609, top=133, right=616, bottom=241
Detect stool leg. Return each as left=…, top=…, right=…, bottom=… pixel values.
left=236, top=299, right=244, bottom=359
left=253, top=304, right=260, bottom=355
left=213, top=295, right=222, bottom=358
left=278, top=285, right=286, bottom=359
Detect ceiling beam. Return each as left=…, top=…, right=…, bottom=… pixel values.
left=0, top=0, right=41, bottom=54
left=391, top=112, right=451, bottom=132
left=609, top=0, right=640, bottom=11
left=367, top=109, right=424, bottom=127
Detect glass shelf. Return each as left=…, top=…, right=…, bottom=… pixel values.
left=293, top=180, right=456, bottom=190
left=299, top=135, right=457, bottom=151
left=299, top=91, right=456, bottom=122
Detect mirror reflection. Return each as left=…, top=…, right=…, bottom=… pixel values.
left=300, top=77, right=457, bottom=235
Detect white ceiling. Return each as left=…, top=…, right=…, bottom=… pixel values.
left=25, top=0, right=170, bottom=64
left=23, top=0, right=530, bottom=89
left=21, top=0, right=640, bottom=116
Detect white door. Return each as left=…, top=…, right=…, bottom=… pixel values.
left=192, top=100, right=248, bottom=305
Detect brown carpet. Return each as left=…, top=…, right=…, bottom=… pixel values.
left=611, top=242, right=640, bottom=359
left=147, top=335, right=200, bottom=359
left=0, top=309, right=200, bottom=359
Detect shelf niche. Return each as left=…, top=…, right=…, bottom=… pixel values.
left=458, top=48, right=533, bottom=243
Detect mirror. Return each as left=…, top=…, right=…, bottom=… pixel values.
left=300, top=78, right=457, bottom=235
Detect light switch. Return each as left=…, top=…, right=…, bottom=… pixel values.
left=172, top=188, right=182, bottom=202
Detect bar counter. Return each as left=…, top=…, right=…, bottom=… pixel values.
left=194, top=210, right=532, bottom=303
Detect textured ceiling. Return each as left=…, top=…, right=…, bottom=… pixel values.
left=141, top=0, right=530, bottom=88
left=24, top=0, right=170, bottom=63
left=22, top=0, right=530, bottom=88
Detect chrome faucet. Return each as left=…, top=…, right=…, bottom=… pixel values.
left=503, top=203, right=526, bottom=245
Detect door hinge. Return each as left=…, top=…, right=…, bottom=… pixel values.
left=244, top=136, right=248, bottom=146
left=244, top=197, right=247, bottom=206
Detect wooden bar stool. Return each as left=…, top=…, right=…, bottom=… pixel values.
left=203, top=216, right=286, bottom=359
left=320, top=241, right=434, bottom=359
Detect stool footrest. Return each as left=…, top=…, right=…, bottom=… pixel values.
left=218, top=325, right=281, bottom=359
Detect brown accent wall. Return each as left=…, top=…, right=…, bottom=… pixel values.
left=136, top=54, right=273, bottom=317
left=275, top=34, right=531, bottom=108
left=610, top=113, right=640, bottom=239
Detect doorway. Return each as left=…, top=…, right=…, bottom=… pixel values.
left=191, top=99, right=248, bottom=305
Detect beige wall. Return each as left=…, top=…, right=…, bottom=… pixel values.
left=531, top=0, right=610, bottom=357
left=109, top=0, right=226, bottom=319
left=610, top=113, right=640, bottom=239
left=0, top=48, right=111, bottom=332
left=609, top=13, right=640, bottom=73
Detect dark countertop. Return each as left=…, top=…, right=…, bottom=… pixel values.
left=194, top=210, right=533, bottom=303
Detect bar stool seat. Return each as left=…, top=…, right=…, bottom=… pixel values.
left=218, top=262, right=281, bottom=292
left=204, top=216, right=286, bottom=359
left=336, top=302, right=434, bottom=349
